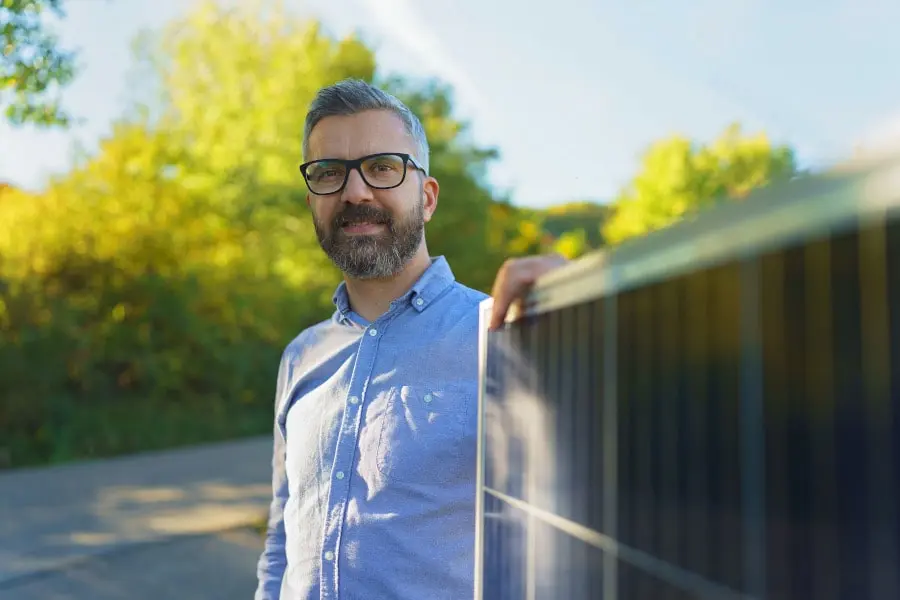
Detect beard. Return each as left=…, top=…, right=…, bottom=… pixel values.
left=313, top=197, right=425, bottom=280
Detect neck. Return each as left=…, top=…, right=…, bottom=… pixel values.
left=344, top=246, right=433, bottom=323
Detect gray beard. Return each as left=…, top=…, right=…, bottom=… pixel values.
left=314, top=199, right=425, bottom=280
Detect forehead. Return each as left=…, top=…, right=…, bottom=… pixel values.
left=307, top=109, right=415, bottom=160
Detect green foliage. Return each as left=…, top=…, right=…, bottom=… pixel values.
left=0, top=0, right=801, bottom=470
left=1, top=0, right=76, bottom=126
left=541, top=201, right=609, bottom=249
left=552, top=228, right=589, bottom=260
left=0, top=126, right=291, bottom=465
left=0, top=0, right=509, bottom=468
left=491, top=200, right=608, bottom=261
left=603, top=123, right=797, bottom=245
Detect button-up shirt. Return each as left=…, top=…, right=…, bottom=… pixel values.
left=255, top=256, right=487, bottom=600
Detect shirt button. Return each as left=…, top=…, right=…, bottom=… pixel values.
left=335, top=471, right=345, bottom=480
left=324, top=550, right=335, bottom=561
left=349, top=396, right=359, bottom=405
left=415, top=298, right=424, bottom=307
left=368, top=329, right=377, bottom=337
left=424, top=393, right=432, bottom=403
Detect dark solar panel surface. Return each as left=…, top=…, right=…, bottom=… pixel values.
left=477, top=218, right=900, bottom=599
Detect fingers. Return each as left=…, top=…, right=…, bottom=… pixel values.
left=488, top=253, right=568, bottom=330
left=488, top=259, right=527, bottom=331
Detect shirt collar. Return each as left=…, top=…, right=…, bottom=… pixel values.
left=331, top=256, right=456, bottom=325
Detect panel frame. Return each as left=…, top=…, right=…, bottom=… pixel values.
left=514, top=152, right=900, bottom=320
left=475, top=298, right=494, bottom=600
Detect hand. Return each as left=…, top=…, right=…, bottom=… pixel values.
left=488, top=253, right=569, bottom=330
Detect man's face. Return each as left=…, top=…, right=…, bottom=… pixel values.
left=305, top=110, right=438, bottom=279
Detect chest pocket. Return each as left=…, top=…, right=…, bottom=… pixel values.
left=376, top=383, right=476, bottom=486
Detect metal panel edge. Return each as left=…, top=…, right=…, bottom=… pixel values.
left=473, top=297, right=493, bottom=599
left=509, top=156, right=900, bottom=321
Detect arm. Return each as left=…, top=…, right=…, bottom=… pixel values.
left=254, top=352, right=292, bottom=600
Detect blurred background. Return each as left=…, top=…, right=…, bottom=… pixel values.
left=0, top=0, right=898, bottom=596
left=3, top=0, right=897, bottom=470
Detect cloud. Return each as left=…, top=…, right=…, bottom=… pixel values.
left=358, top=0, right=490, bottom=115
left=854, top=110, right=900, bottom=158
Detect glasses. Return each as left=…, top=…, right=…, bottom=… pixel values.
left=299, top=152, right=427, bottom=196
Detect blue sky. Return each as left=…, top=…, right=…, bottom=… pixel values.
left=1, top=0, right=898, bottom=208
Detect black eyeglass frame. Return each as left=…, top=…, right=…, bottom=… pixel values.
left=299, top=152, right=428, bottom=196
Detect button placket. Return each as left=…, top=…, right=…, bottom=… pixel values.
left=320, top=316, right=391, bottom=597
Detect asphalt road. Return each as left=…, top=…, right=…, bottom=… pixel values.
left=1, top=527, right=263, bottom=600
left=0, top=437, right=273, bottom=600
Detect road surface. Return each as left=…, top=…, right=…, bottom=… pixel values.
left=0, top=437, right=273, bottom=599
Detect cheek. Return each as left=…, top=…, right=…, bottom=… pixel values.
left=371, top=189, right=406, bottom=212
left=312, top=202, right=335, bottom=224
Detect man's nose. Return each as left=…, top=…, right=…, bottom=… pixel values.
left=341, top=168, right=374, bottom=204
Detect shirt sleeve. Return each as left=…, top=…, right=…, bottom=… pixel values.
left=254, top=350, right=292, bottom=600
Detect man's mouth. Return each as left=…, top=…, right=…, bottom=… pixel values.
left=340, top=219, right=388, bottom=235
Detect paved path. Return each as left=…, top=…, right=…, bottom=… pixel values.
left=0, top=437, right=273, bottom=599
left=2, top=529, right=264, bottom=600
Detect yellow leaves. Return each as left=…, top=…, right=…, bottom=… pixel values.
left=2, top=0, right=515, bottom=468
left=180, top=172, right=217, bottom=193
left=553, top=229, right=588, bottom=260
left=545, top=201, right=598, bottom=216
left=131, top=0, right=379, bottom=192
left=517, top=219, right=542, bottom=242
left=29, top=255, right=48, bottom=275
left=112, top=304, right=127, bottom=323
left=603, top=123, right=797, bottom=246
left=602, top=197, right=650, bottom=246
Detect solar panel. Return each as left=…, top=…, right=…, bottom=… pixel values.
left=475, top=151, right=900, bottom=600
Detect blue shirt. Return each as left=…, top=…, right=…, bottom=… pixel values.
left=255, top=256, right=487, bottom=600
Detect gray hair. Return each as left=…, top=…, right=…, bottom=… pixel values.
left=302, top=79, right=430, bottom=174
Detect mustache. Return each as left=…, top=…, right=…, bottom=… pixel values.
left=332, top=204, right=393, bottom=228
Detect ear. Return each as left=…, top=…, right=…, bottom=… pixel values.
left=422, top=176, right=439, bottom=223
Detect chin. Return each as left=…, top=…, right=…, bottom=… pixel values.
left=339, top=230, right=391, bottom=244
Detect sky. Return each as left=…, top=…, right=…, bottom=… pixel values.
left=1, top=0, right=899, bottom=208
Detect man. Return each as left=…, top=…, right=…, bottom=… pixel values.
left=255, top=79, right=567, bottom=600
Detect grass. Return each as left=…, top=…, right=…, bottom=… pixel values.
left=3, top=398, right=272, bottom=470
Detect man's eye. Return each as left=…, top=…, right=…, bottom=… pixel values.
left=369, top=161, right=397, bottom=172
left=313, top=169, right=340, bottom=180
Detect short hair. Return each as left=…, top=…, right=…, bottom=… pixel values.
left=302, top=79, right=430, bottom=174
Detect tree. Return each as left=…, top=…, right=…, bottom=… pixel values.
left=128, top=0, right=506, bottom=292
left=552, top=228, right=588, bottom=260
left=0, top=0, right=507, bottom=467
left=541, top=200, right=609, bottom=248
left=602, top=123, right=797, bottom=245
left=1, top=0, right=77, bottom=126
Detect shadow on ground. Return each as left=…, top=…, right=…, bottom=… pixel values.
left=0, top=527, right=263, bottom=600
left=0, top=437, right=273, bottom=598
left=0, top=437, right=272, bottom=584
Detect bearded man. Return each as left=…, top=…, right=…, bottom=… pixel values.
left=255, top=79, right=567, bottom=600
